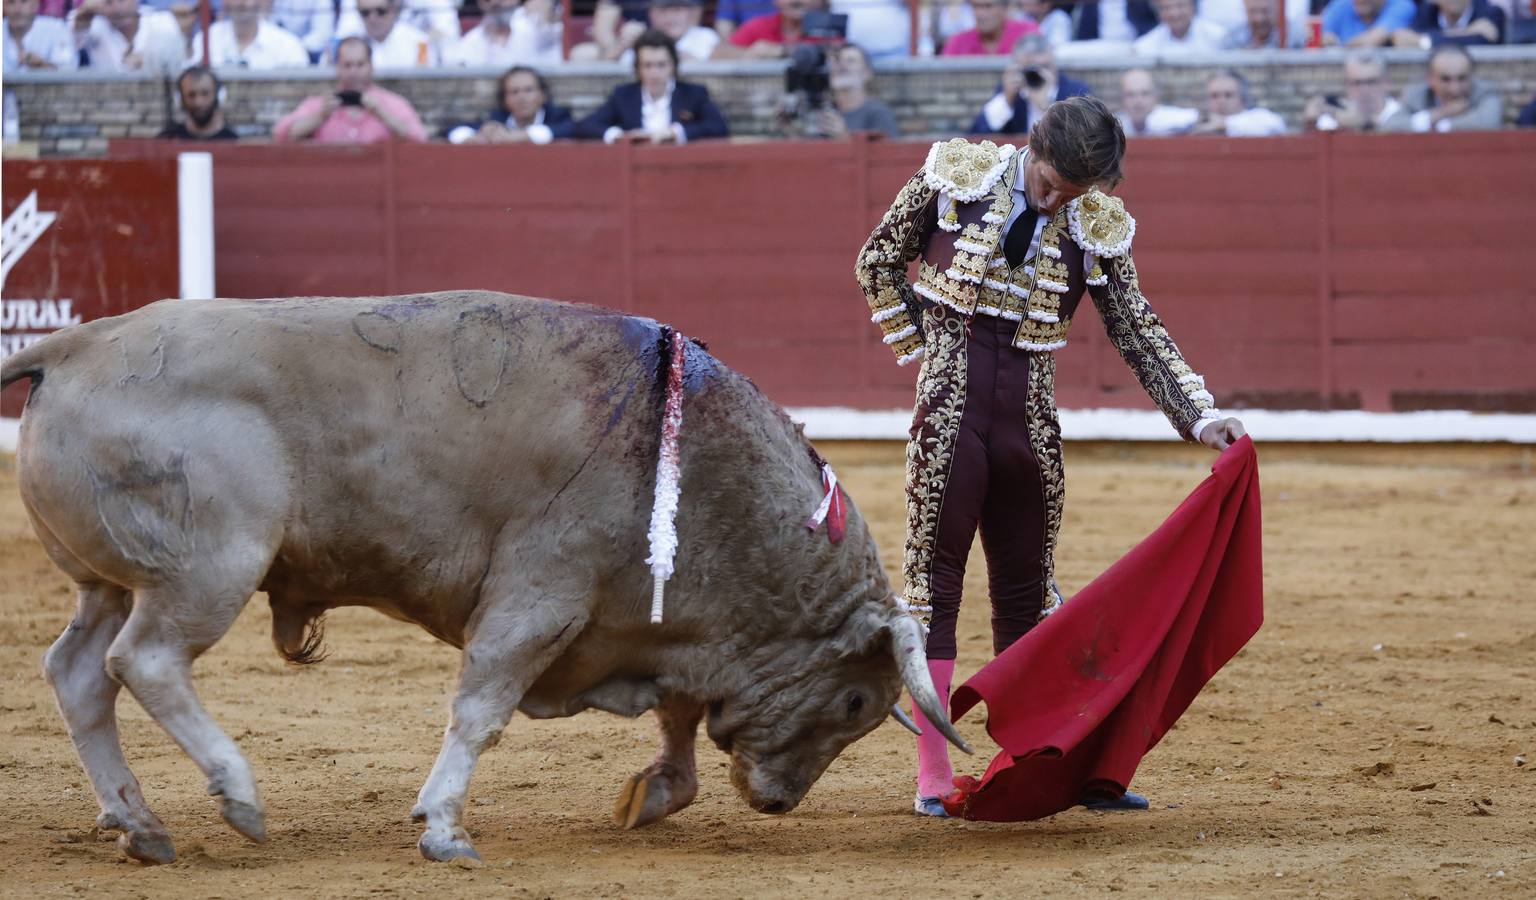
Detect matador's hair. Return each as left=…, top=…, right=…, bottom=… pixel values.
left=1028, top=95, right=1127, bottom=190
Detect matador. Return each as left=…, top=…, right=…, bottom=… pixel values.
left=854, top=97, right=1247, bottom=816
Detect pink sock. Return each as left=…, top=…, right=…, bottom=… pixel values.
left=912, top=658, right=956, bottom=799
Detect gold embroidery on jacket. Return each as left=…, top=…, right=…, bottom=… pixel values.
left=1090, top=254, right=1216, bottom=437
left=855, top=170, right=936, bottom=364
left=902, top=306, right=968, bottom=616
left=1026, top=353, right=1065, bottom=619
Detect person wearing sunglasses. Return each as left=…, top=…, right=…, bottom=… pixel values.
left=336, top=0, right=439, bottom=68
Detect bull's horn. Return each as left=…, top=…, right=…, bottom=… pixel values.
left=890, top=614, right=974, bottom=754
left=890, top=704, right=921, bottom=736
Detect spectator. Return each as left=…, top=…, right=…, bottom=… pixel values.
left=445, top=65, right=572, bottom=144
left=1069, top=0, right=1159, bottom=42
left=829, top=0, right=909, bottom=59
left=801, top=42, right=898, bottom=138
left=1117, top=67, right=1199, bottom=136
left=159, top=65, right=238, bottom=139
left=1134, top=0, right=1226, bottom=54
left=576, top=29, right=728, bottom=143
left=1304, top=48, right=1402, bottom=131
left=1189, top=69, right=1287, bottom=136
left=1391, top=0, right=1505, bottom=47
left=1519, top=93, right=1536, bottom=128
left=70, top=0, right=184, bottom=71
left=570, top=0, right=640, bottom=60
left=265, top=0, right=333, bottom=60
left=336, top=0, right=438, bottom=68
left=1223, top=0, right=1305, bottom=47
left=929, top=0, right=976, bottom=51
left=1320, top=0, right=1415, bottom=47
left=274, top=36, right=427, bottom=142
left=337, top=0, right=457, bottom=53
left=1018, top=0, right=1074, bottom=48
left=969, top=34, right=1091, bottom=136
left=1382, top=42, right=1502, bottom=133
left=4, top=0, right=75, bottom=69
left=615, top=0, right=718, bottom=64
left=447, top=0, right=561, bottom=66
left=942, top=0, right=1037, bottom=55
left=713, top=0, right=774, bottom=41
left=713, top=0, right=822, bottom=59
left=198, top=0, right=308, bottom=68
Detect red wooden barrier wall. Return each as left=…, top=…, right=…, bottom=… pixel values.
left=107, top=133, right=1536, bottom=414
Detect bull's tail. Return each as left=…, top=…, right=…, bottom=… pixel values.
left=1, top=328, right=78, bottom=396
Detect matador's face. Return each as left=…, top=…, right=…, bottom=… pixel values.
left=1024, top=154, right=1090, bottom=217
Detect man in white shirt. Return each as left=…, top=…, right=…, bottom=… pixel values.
left=1305, top=49, right=1403, bottom=131
left=1116, top=68, right=1200, bottom=136
left=70, top=0, right=184, bottom=72
left=338, top=0, right=457, bottom=56
left=616, top=0, right=718, bottom=64
left=1133, top=0, right=1227, bottom=54
left=447, top=0, right=561, bottom=67
left=4, top=0, right=76, bottom=70
left=1190, top=69, right=1287, bottom=136
left=338, top=0, right=439, bottom=67
left=266, top=0, right=333, bottom=60
left=198, top=0, right=308, bottom=68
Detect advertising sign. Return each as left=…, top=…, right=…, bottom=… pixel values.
left=1, top=160, right=180, bottom=418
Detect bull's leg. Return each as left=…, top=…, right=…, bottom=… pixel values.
left=105, top=586, right=266, bottom=844
left=613, top=697, right=704, bottom=829
left=411, top=596, right=588, bottom=862
left=41, top=583, right=176, bottom=864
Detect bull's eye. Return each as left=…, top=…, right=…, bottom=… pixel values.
left=846, top=693, right=865, bottom=719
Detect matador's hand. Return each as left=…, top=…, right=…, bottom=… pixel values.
left=1199, top=417, right=1247, bottom=451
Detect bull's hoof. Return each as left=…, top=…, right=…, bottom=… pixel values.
left=218, top=798, right=268, bottom=843
left=118, top=829, right=177, bottom=865
left=418, top=828, right=481, bottom=863
left=613, top=766, right=696, bottom=830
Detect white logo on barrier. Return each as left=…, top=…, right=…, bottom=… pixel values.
left=1, top=192, right=79, bottom=361
left=1, top=191, right=57, bottom=294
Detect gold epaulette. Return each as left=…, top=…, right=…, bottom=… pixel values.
left=1066, top=190, right=1136, bottom=258
left=922, top=138, right=1016, bottom=204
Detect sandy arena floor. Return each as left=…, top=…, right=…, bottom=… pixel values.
left=0, top=440, right=1532, bottom=899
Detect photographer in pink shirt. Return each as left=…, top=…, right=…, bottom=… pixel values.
left=274, top=36, right=426, bottom=143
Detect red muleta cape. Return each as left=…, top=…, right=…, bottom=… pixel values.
left=942, top=436, right=1264, bottom=821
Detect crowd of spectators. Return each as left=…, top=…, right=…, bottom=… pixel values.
left=3, top=0, right=1535, bottom=143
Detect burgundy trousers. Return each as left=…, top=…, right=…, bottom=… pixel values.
left=903, top=303, right=1065, bottom=661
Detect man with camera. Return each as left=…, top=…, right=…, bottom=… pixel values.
left=274, top=36, right=427, bottom=143
left=969, top=34, right=1091, bottom=137
left=781, top=42, right=898, bottom=139
left=1303, top=49, right=1402, bottom=132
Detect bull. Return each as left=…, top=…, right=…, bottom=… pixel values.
left=0, top=291, right=968, bottom=865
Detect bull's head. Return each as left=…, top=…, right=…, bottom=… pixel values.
left=705, top=604, right=971, bottom=814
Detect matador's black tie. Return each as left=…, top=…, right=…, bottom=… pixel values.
left=1002, top=204, right=1039, bottom=269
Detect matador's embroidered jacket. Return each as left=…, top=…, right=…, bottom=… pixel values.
left=855, top=138, right=1222, bottom=438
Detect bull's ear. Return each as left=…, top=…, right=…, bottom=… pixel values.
left=833, top=605, right=893, bottom=659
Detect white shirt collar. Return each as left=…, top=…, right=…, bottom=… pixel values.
left=1439, top=2, right=1474, bottom=29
